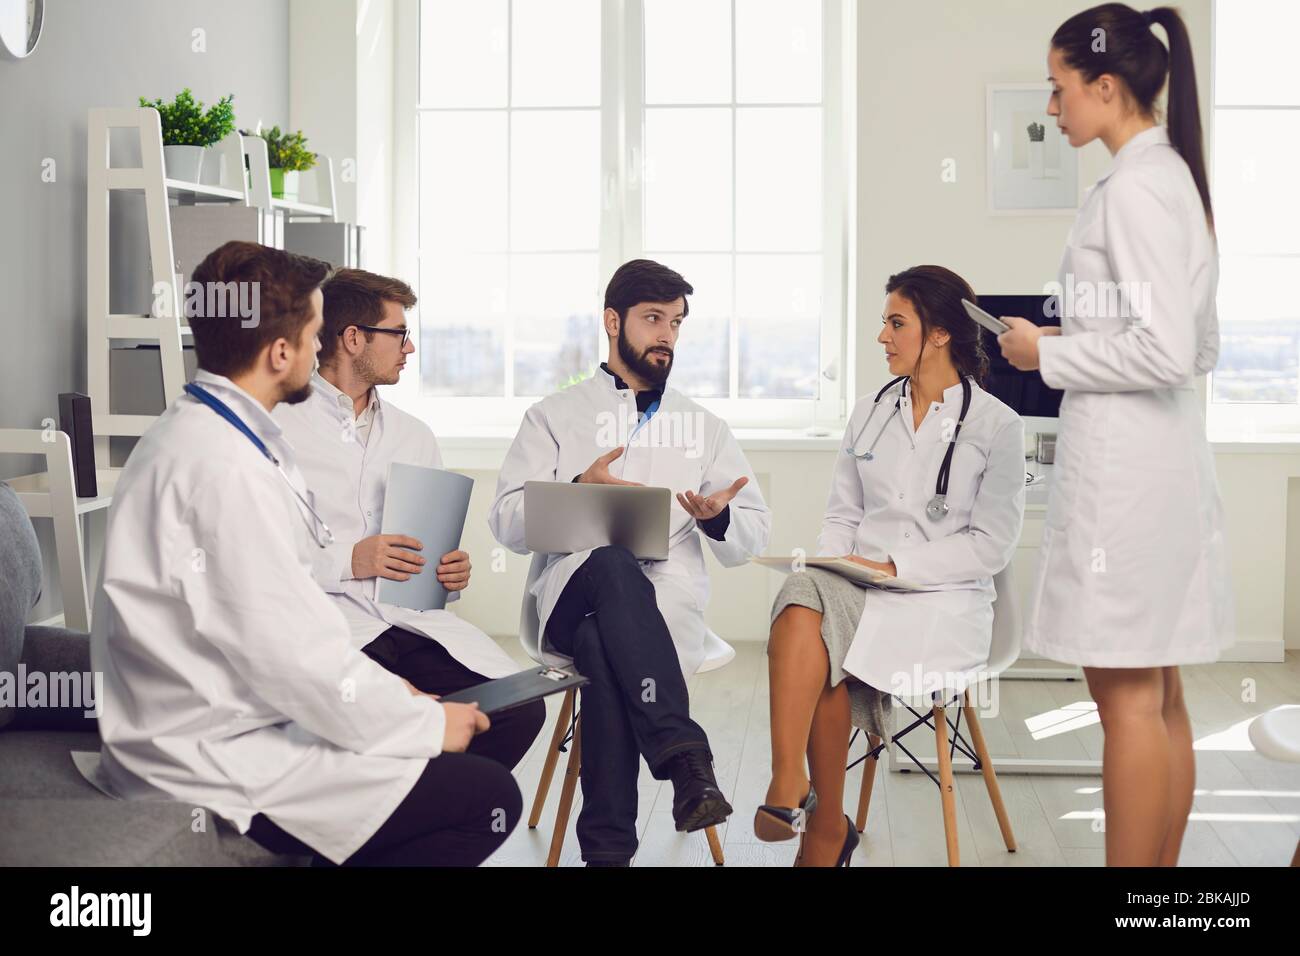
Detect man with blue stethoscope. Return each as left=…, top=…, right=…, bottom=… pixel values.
left=90, top=241, right=520, bottom=867
left=759, top=266, right=1026, bottom=866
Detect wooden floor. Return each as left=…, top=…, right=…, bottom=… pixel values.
left=486, top=640, right=1300, bottom=867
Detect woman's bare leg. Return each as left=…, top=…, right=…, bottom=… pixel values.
left=765, top=605, right=829, bottom=807
left=1084, top=666, right=1170, bottom=866
left=797, top=680, right=852, bottom=867
left=1157, top=666, right=1195, bottom=867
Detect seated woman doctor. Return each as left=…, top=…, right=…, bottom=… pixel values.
left=757, top=265, right=1026, bottom=866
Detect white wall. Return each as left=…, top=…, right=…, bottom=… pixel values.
left=288, top=0, right=357, bottom=226
left=288, top=0, right=396, bottom=272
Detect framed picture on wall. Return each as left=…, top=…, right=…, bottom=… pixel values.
left=986, top=83, right=1080, bottom=215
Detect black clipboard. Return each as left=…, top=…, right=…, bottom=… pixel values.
left=440, top=667, right=588, bottom=716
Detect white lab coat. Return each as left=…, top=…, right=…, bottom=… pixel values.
left=90, top=371, right=446, bottom=864
left=823, top=378, right=1025, bottom=699
left=273, top=374, right=517, bottom=679
left=488, top=367, right=771, bottom=677
left=1026, top=125, right=1234, bottom=667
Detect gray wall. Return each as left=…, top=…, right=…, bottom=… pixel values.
left=0, top=0, right=291, bottom=620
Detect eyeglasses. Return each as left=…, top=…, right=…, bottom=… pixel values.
left=342, top=324, right=412, bottom=348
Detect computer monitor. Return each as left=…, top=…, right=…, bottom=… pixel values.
left=976, top=293, right=1062, bottom=437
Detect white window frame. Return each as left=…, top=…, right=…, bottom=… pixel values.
left=391, top=0, right=856, bottom=436
left=1205, top=0, right=1300, bottom=441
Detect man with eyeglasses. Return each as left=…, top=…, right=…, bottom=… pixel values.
left=275, top=268, right=544, bottom=774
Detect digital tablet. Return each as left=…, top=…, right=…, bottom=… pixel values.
left=440, top=666, right=589, bottom=716
left=962, top=298, right=1011, bottom=336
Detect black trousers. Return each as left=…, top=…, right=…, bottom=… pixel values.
left=248, top=753, right=522, bottom=867
left=545, top=545, right=710, bottom=863
left=248, top=628, right=543, bottom=866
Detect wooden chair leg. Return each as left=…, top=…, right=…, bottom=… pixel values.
left=546, top=714, right=582, bottom=868
left=854, top=734, right=882, bottom=834
left=705, top=825, right=724, bottom=865
left=963, top=689, right=1017, bottom=853
left=1291, top=839, right=1299, bottom=868
left=528, top=689, right=574, bottom=828
left=932, top=703, right=960, bottom=867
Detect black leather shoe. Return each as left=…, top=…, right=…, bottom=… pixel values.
left=666, top=750, right=733, bottom=832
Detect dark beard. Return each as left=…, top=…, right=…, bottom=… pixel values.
left=282, top=380, right=314, bottom=405
left=617, top=323, right=673, bottom=388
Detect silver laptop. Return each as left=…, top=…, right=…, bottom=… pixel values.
left=524, top=481, right=671, bottom=560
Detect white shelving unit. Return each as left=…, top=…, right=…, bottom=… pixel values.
left=244, top=132, right=337, bottom=221
left=84, top=108, right=340, bottom=454
left=86, top=107, right=244, bottom=454
left=7, top=107, right=341, bottom=630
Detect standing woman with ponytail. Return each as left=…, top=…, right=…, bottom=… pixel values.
left=998, top=5, right=1233, bottom=866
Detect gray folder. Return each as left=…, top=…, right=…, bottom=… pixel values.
left=376, top=463, right=474, bottom=612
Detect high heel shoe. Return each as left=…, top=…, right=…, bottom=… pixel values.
left=835, top=813, right=861, bottom=867
left=753, top=784, right=818, bottom=842
left=794, top=813, right=860, bottom=867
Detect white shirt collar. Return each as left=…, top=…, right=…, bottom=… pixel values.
left=941, top=378, right=969, bottom=405
left=901, top=376, right=970, bottom=406
left=191, top=369, right=284, bottom=440
left=1099, top=124, right=1170, bottom=184
left=311, top=370, right=378, bottom=419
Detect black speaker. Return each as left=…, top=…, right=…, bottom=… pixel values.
left=58, top=392, right=97, bottom=498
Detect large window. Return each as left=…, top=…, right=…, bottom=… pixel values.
left=413, top=0, right=852, bottom=429
left=1209, top=0, right=1300, bottom=437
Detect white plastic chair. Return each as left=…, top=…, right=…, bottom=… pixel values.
left=850, top=563, right=1021, bottom=866
left=518, top=552, right=726, bottom=866
left=1247, top=705, right=1300, bottom=867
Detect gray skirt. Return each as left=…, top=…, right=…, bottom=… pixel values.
left=769, top=567, right=891, bottom=738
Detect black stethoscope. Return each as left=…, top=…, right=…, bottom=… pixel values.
left=843, top=374, right=973, bottom=522
left=184, top=383, right=336, bottom=548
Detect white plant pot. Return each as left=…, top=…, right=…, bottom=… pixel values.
left=200, top=148, right=227, bottom=187
left=1028, top=140, right=1046, bottom=179
left=163, top=145, right=204, bottom=183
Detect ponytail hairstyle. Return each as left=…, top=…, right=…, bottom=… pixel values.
left=1051, top=4, right=1213, bottom=227
left=884, top=265, right=989, bottom=387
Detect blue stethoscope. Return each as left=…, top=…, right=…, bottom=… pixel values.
left=844, top=374, right=973, bottom=522
left=184, top=383, right=336, bottom=548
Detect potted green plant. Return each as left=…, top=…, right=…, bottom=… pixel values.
left=138, top=89, right=235, bottom=183
left=260, top=126, right=317, bottom=201
left=198, top=94, right=236, bottom=186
